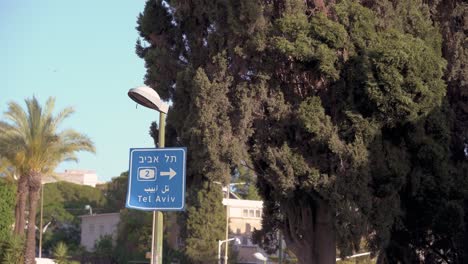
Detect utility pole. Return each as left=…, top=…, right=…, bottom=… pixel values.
left=38, top=184, right=44, bottom=258
left=224, top=186, right=230, bottom=264
left=152, top=111, right=166, bottom=264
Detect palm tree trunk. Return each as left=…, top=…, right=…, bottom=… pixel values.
left=24, top=173, right=41, bottom=264
left=14, top=175, right=28, bottom=235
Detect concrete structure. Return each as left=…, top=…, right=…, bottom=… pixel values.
left=35, top=258, right=55, bottom=264
left=43, top=169, right=99, bottom=187
left=80, top=213, right=120, bottom=251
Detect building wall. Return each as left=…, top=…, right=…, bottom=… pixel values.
left=43, top=170, right=98, bottom=187
left=80, top=213, right=120, bottom=251
left=224, top=199, right=267, bottom=263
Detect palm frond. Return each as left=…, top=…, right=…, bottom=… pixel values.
left=0, top=158, right=17, bottom=182
left=51, top=107, right=75, bottom=132
left=3, top=101, right=28, bottom=131
left=0, top=96, right=95, bottom=177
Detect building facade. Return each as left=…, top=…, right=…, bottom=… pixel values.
left=80, top=213, right=120, bottom=251
left=43, top=169, right=99, bottom=187
left=223, top=198, right=270, bottom=264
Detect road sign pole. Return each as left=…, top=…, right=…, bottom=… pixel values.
left=157, top=111, right=165, bottom=263
left=151, top=211, right=156, bottom=264
left=151, top=111, right=166, bottom=264
left=156, top=211, right=163, bottom=262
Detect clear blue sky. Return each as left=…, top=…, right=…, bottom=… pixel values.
left=0, top=0, right=161, bottom=182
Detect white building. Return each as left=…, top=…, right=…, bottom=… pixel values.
left=43, top=169, right=99, bottom=187
left=80, top=213, right=120, bottom=251
left=223, top=198, right=269, bottom=264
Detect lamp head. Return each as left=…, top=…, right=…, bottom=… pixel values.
left=253, top=252, right=267, bottom=261
left=128, top=86, right=169, bottom=114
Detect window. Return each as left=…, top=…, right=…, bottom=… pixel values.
left=99, top=225, right=105, bottom=235
left=256, top=210, right=261, bottom=218
left=89, top=224, right=95, bottom=234
left=243, top=209, right=248, bottom=217
left=249, top=209, right=254, bottom=217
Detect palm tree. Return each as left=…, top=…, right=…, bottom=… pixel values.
left=0, top=96, right=95, bottom=263
left=53, top=242, right=70, bottom=264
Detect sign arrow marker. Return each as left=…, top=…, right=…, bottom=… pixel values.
left=160, top=168, right=176, bottom=180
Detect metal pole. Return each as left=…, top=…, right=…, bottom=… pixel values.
left=38, top=184, right=44, bottom=258
left=151, top=112, right=166, bottom=264
left=156, top=211, right=163, bottom=263
left=218, top=240, right=222, bottom=264
left=151, top=211, right=156, bottom=264
left=224, top=185, right=229, bottom=264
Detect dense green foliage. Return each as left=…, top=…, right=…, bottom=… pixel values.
left=113, top=209, right=152, bottom=263
left=146, top=64, right=230, bottom=263
left=41, top=181, right=107, bottom=254
left=135, top=0, right=467, bottom=263
left=184, top=184, right=225, bottom=263
left=98, top=172, right=129, bottom=212
left=383, top=0, right=468, bottom=262
left=0, top=235, right=24, bottom=264
left=93, top=235, right=115, bottom=261
left=0, top=180, right=15, bottom=243
left=233, top=165, right=261, bottom=200
left=53, top=241, right=78, bottom=264
left=0, top=184, right=22, bottom=264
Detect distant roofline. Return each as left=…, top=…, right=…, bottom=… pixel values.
left=79, top=212, right=120, bottom=218
left=222, top=198, right=263, bottom=208
left=58, top=169, right=97, bottom=174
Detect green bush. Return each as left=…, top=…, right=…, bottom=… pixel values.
left=1, top=235, right=24, bottom=264
left=53, top=242, right=70, bottom=264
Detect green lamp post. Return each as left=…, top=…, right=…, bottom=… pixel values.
left=128, top=86, right=169, bottom=264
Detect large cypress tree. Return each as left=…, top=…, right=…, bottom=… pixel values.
left=135, top=0, right=467, bottom=263
left=374, top=0, right=468, bottom=262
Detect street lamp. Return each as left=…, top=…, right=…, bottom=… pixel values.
left=128, top=86, right=169, bottom=114
left=128, top=86, right=169, bottom=264
left=38, top=181, right=45, bottom=258
left=37, top=181, right=56, bottom=259
left=84, top=205, right=93, bottom=215
left=218, top=237, right=241, bottom=264
left=253, top=252, right=268, bottom=264
left=214, top=181, right=245, bottom=264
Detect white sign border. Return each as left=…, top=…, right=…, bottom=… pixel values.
left=126, top=148, right=186, bottom=211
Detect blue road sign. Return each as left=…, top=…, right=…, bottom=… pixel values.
left=126, top=148, right=186, bottom=211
